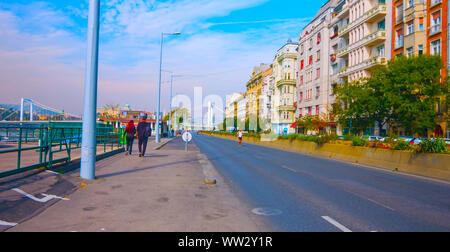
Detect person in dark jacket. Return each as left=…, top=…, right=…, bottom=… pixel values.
left=124, top=120, right=136, bottom=155
left=137, top=115, right=152, bottom=157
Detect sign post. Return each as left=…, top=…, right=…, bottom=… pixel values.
left=182, top=131, right=192, bottom=152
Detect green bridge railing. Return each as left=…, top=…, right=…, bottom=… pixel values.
left=0, top=122, right=124, bottom=178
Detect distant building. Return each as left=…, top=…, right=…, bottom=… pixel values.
left=271, top=39, right=298, bottom=135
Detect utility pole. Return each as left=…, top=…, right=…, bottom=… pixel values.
left=80, top=0, right=101, bottom=180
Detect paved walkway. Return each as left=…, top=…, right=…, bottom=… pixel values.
left=2, top=137, right=266, bottom=232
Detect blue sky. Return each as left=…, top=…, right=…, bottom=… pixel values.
left=0, top=0, right=327, bottom=114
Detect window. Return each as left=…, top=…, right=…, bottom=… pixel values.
left=407, top=0, right=414, bottom=8
left=377, top=45, right=385, bottom=56
left=407, top=47, right=414, bottom=57
left=309, top=55, right=313, bottom=65
left=316, top=68, right=320, bottom=79
left=418, top=45, right=424, bottom=55
left=317, top=50, right=321, bottom=61
left=300, top=60, right=304, bottom=70
left=308, top=107, right=312, bottom=115
left=317, top=33, right=321, bottom=44
left=430, top=11, right=441, bottom=35
left=300, top=75, right=304, bottom=85
left=315, top=86, right=320, bottom=98
left=431, top=39, right=441, bottom=55
left=407, top=21, right=414, bottom=35
left=315, top=105, right=320, bottom=115
left=395, top=29, right=403, bottom=48
left=418, top=18, right=424, bottom=31
left=377, top=20, right=385, bottom=31
left=299, top=92, right=303, bottom=102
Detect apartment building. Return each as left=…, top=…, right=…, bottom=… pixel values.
left=225, top=92, right=243, bottom=131
left=392, top=0, right=447, bottom=69
left=334, top=0, right=392, bottom=83
left=246, top=63, right=272, bottom=131
left=271, top=39, right=298, bottom=135
left=392, top=0, right=448, bottom=137
left=298, top=0, right=337, bottom=134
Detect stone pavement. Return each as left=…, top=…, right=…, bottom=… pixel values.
left=2, top=136, right=267, bottom=232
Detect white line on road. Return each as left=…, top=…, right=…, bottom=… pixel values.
left=0, top=220, right=18, bottom=227
left=281, top=165, right=297, bottom=173
left=322, top=216, right=352, bottom=232
left=12, top=188, right=69, bottom=203
left=365, top=197, right=395, bottom=211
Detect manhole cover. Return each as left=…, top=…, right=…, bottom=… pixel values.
left=251, top=208, right=282, bottom=216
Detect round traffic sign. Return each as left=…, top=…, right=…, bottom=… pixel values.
left=182, top=132, right=192, bottom=142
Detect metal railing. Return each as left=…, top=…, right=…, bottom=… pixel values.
left=0, top=123, right=124, bottom=178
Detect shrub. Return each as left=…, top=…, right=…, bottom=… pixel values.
left=352, top=137, right=366, bottom=146
left=392, top=141, right=414, bottom=151
left=343, top=134, right=353, bottom=141
left=417, top=138, right=448, bottom=153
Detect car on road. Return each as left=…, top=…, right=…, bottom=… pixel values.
left=408, top=138, right=423, bottom=145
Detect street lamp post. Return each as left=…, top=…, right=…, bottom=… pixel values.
left=80, top=0, right=101, bottom=180
left=156, top=32, right=181, bottom=143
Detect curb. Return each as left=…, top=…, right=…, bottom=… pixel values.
left=197, top=153, right=217, bottom=185
left=153, top=137, right=176, bottom=150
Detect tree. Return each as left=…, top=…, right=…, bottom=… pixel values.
left=333, top=55, right=448, bottom=137
left=377, top=55, right=445, bottom=135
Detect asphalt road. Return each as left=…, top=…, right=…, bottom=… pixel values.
left=194, top=134, right=450, bottom=232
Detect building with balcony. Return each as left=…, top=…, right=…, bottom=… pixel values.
left=271, top=39, right=298, bottom=135
left=335, top=0, right=392, bottom=83
left=246, top=63, right=272, bottom=131
left=298, top=0, right=337, bottom=134
left=391, top=0, right=448, bottom=138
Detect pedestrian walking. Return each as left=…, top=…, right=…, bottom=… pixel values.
left=124, top=120, right=136, bottom=155
left=137, top=115, right=152, bottom=158
left=238, top=129, right=243, bottom=146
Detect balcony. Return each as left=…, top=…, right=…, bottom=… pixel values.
left=337, top=45, right=349, bottom=57
left=276, top=79, right=297, bottom=88
left=338, top=66, right=349, bottom=77
left=365, top=56, right=387, bottom=69
left=366, top=4, right=387, bottom=23
left=364, top=30, right=387, bottom=47
left=277, top=53, right=298, bottom=62
left=429, top=24, right=442, bottom=36
left=277, top=105, right=296, bottom=111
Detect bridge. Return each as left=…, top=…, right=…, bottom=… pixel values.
left=0, top=98, right=82, bottom=122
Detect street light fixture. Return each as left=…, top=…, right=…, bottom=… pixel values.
left=156, top=32, right=181, bottom=143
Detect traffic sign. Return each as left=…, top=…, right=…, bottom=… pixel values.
left=182, top=132, right=192, bottom=142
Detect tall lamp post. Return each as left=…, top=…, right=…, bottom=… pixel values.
left=156, top=32, right=181, bottom=143
left=80, top=0, right=101, bottom=180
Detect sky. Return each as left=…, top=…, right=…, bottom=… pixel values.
left=0, top=0, right=327, bottom=115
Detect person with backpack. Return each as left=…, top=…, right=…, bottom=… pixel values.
left=124, top=120, right=136, bottom=155
left=137, top=115, right=152, bottom=157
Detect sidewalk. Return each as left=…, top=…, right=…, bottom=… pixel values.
left=3, top=137, right=267, bottom=232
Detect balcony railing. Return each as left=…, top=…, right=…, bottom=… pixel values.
left=277, top=105, right=296, bottom=111
left=276, top=79, right=297, bottom=87
left=429, top=24, right=442, bottom=36
left=366, top=4, right=387, bottom=23
left=364, top=30, right=386, bottom=47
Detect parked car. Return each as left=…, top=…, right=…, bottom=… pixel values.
left=361, top=135, right=384, bottom=141
left=409, top=138, right=423, bottom=145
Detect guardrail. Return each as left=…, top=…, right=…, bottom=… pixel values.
left=0, top=123, right=124, bottom=178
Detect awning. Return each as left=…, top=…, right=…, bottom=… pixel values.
left=290, top=122, right=297, bottom=128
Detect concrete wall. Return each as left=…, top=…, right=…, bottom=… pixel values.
left=206, top=133, right=450, bottom=182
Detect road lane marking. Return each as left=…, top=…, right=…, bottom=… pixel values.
left=0, top=220, right=17, bottom=227
left=281, top=165, right=297, bottom=173
left=322, top=216, right=352, bottom=232
left=12, top=188, right=70, bottom=203
left=365, top=197, right=395, bottom=211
